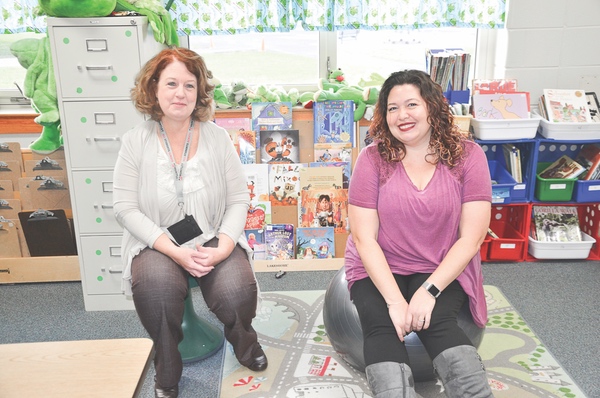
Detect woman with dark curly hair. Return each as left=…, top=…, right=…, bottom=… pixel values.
left=345, top=70, right=493, bottom=397
left=113, top=47, right=266, bottom=398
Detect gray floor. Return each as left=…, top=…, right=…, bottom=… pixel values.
left=1, top=261, right=599, bottom=398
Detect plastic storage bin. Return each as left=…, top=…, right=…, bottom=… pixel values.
left=528, top=232, right=595, bottom=259
left=489, top=161, right=517, bottom=204
left=471, top=116, right=542, bottom=140
left=535, top=112, right=600, bottom=140
left=573, top=180, right=600, bottom=203
left=478, top=140, right=535, bottom=203
left=535, top=162, right=578, bottom=202
left=483, top=204, right=530, bottom=262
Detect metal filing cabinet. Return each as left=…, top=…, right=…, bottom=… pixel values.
left=47, top=16, right=165, bottom=310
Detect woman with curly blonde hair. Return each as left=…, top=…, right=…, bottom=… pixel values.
left=345, top=69, right=493, bottom=397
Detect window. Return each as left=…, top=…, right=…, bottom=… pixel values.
left=0, top=26, right=484, bottom=108
left=0, top=32, right=46, bottom=108
left=188, top=26, right=479, bottom=91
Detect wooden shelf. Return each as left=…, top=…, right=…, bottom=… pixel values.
left=0, top=255, right=80, bottom=284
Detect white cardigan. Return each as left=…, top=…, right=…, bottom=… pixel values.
left=113, top=119, right=251, bottom=295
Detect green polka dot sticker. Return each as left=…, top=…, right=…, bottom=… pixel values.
left=63, top=38, right=70, bottom=44
left=95, top=250, right=102, bottom=256
left=76, top=87, right=83, bottom=94
left=97, top=276, right=104, bottom=282
left=85, top=178, right=92, bottom=184
left=111, top=76, right=118, bottom=82
left=96, top=217, right=102, bottom=224
left=125, top=30, right=132, bottom=37
left=80, top=117, right=87, bottom=123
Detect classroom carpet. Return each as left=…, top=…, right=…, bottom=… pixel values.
left=220, top=285, right=587, bottom=398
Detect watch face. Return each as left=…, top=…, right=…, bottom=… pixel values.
left=427, top=283, right=440, bottom=298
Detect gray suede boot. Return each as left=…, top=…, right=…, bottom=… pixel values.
left=365, top=361, right=421, bottom=398
left=432, top=345, right=494, bottom=398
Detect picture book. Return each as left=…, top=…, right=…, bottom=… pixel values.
left=472, top=78, right=518, bottom=94
left=542, top=89, right=592, bottom=123
left=574, top=143, right=600, bottom=180
left=298, top=188, right=348, bottom=233
left=214, top=117, right=256, bottom=164
left=251, top=102, right=293, bottom=131
left=242, top=163, right=270, bottom=203
left=264, top=223, right=294, bottom=260
left=309, top=161, right=351, bottom=189
left=502, top=144, right=522, bottom=183
left=472, top=93, right=529, bottom=119
left=358, top=125, right=374, bottom=151
left=313, top=142, right=352, bottom=163
left=299, top=165, right=343, bottom=191
left=533, top=206, right=582, bottom=242
left=538, top=155, right=586, bottom=180
left=586, top=92, right=600, bottom=123
left=244, top=228, right=266, bottom=260
left=296, top=227, right=335, bottom=259
left=245, top=201, right=271, bottom=230
left=313, top=100, right=355, bottom=145
left=237, top=130, right=257, bottom=164
left=269, top=163, right=306, bottom=206
left=259, top=129, right=300, bottom=164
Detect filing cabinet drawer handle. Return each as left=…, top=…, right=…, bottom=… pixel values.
left=91, top=137, right=120, bottom=141
left=84, top=65, right=113, bottom=71
left=94, top=112, right=117, bottom=125
left=92, top=203, right=113, bottom=209
left=108, top=268, right=123, bottom=274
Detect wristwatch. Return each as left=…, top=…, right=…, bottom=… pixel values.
left=422, top=281, right=441, bottom=299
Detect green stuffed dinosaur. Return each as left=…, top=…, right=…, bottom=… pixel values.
left=38, top=0, right=116, bottom=17
left=10, top=37, right=62, bottom=154
left=114, top=0, right=179, bottom=46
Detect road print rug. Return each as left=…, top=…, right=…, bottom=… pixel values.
left=220, top=286, right=587, bottom=398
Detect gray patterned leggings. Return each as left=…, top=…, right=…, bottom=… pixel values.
left=131, top=237, right=261, bottom=389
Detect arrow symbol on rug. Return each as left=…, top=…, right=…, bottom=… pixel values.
left=234, top=376, right=253, bottom=386
left=249, top=383, right=261, bottom=391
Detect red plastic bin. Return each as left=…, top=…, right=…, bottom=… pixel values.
left=484, top=204, right=530, bottom=262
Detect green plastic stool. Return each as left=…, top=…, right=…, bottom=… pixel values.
left=178, top=277, right=224, bottom=363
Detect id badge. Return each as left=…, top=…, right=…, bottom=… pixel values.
left=167, top=214, right=203, bottom=245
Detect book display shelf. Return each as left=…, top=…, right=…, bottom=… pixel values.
left=474, top=117, right=600, bottom=262
left=4, top=107, right=600, bottom=286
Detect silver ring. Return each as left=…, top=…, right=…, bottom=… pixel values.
left=420, top=319, right=426, bottom=323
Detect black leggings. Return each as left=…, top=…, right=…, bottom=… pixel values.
left=351, top=273, right=472, bottom=367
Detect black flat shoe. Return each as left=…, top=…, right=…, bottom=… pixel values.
left=247, top=354, right=268, bottom=372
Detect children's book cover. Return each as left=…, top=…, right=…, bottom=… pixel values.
left=296, top=227, right=335, bottom=259
left=237, top=130, right=257, bottom=164
left=259, top=129, right=300, bottom=164
left=309, top=161, right=351, bottom=189
left=533, top=206, right=582, bottom=242
left=313, top=142, right=352, bottom=163
left=543, top=89, right=592, bottom=123
left=264, top=223, right=294, bottom=260
left=313, top=100, right=355, bottom=145
left=269, top=163, right=305, bottom=206
left=245, top=201, right=271, bottom=230
left=244, top=228, right=266, bottom=260
left=299, top=165, right=343, bottom=191
left=575, top=143, right=600, bottom=180
left=298, top=188, right=348, bottom=233
left=538, top=155, right=586, bottom=180
left=214, top=117, right=256, bottom=164
left=242, top=164, right=270, bottom=203
left=472, top=93, right=529, bottom=119
left=251, top=102, right=293, bottom=131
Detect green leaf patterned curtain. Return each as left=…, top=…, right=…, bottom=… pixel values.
left=1, top=0, right=505, bottom=34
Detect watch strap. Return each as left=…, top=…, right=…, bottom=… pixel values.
left=422, top=281, right=441, bottom=298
